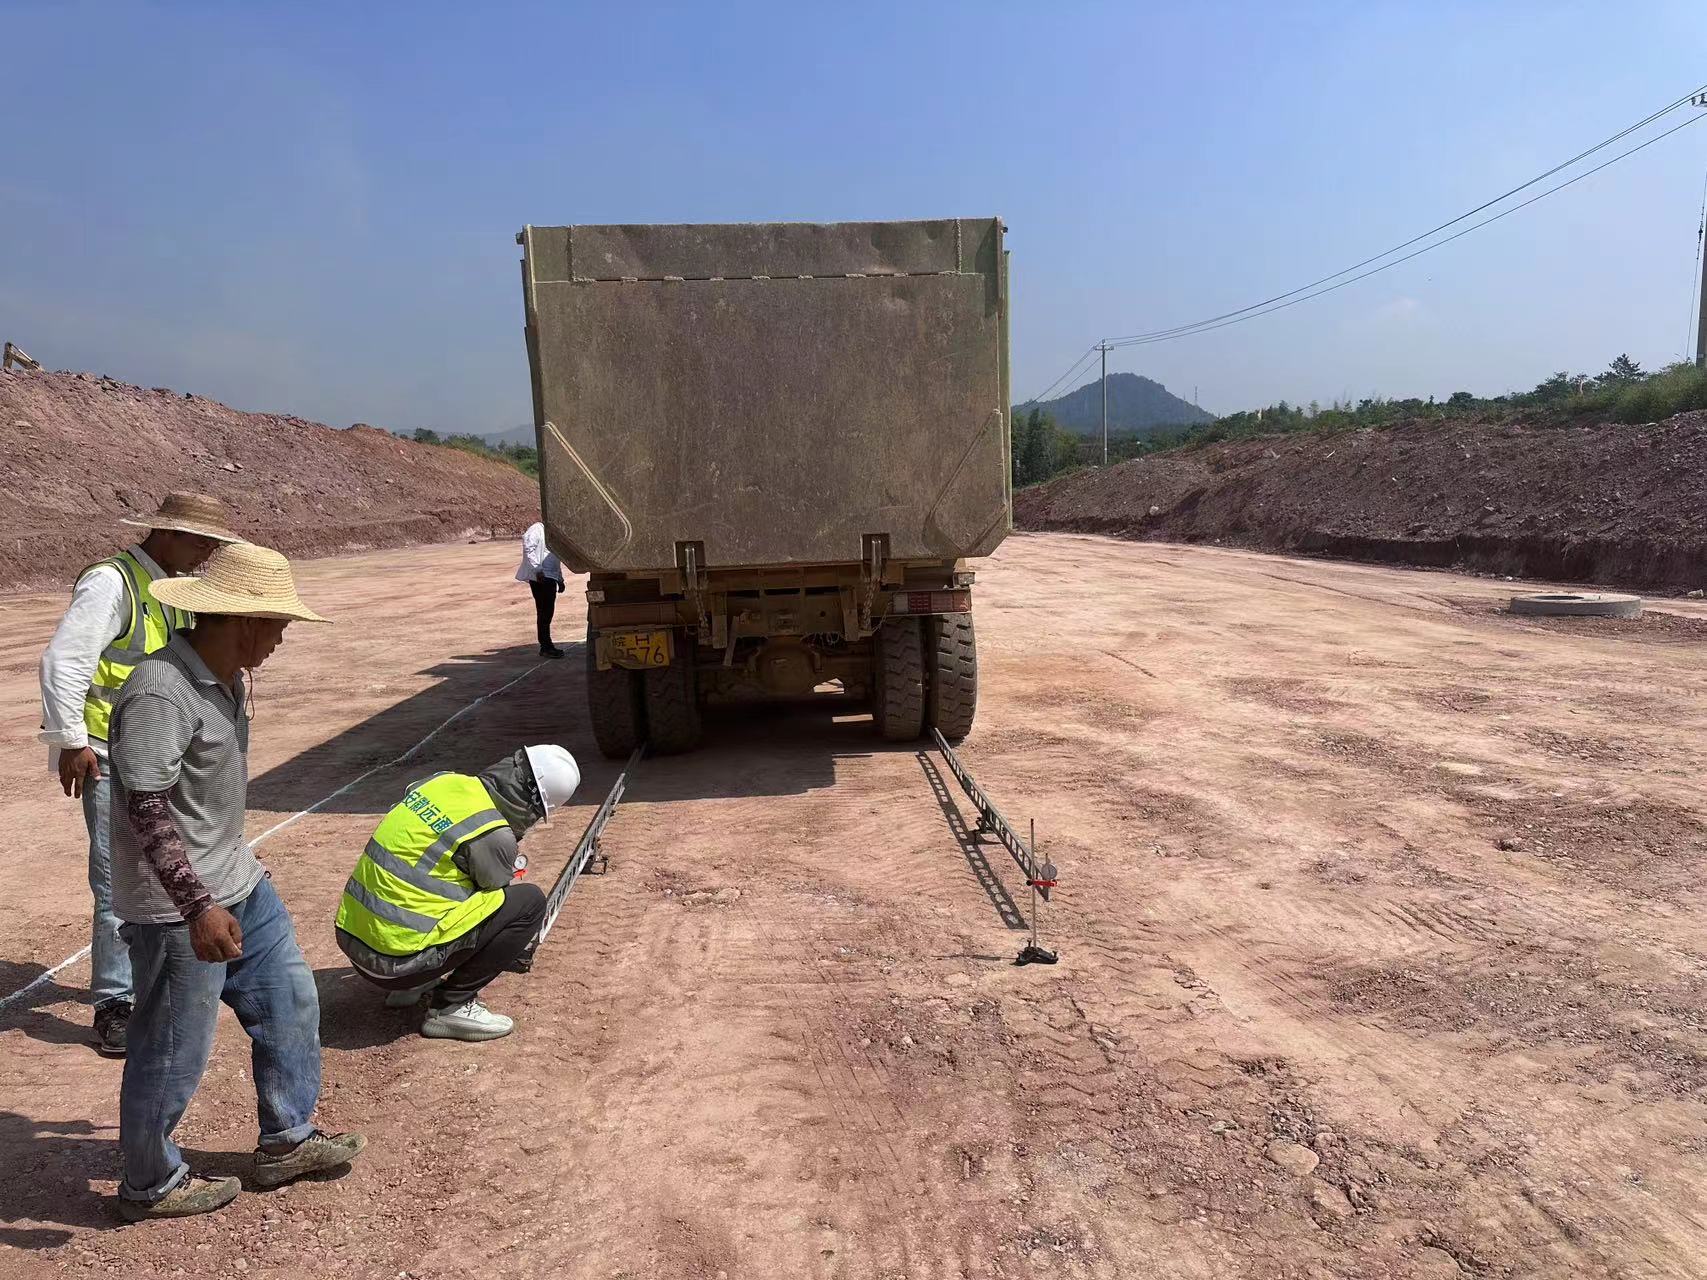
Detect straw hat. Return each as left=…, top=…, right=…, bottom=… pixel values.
left=121, top=492, right=243, bottom=543
left=151, top=542, right=330, bottom=623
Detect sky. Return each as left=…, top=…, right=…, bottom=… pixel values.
left=3, top=0, right=1705, bottom=429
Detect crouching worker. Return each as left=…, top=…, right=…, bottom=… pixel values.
left=334, top=744, right=581, bottom=1042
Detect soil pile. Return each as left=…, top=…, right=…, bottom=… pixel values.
left=1015, top=412, right=1707, bottom=592
left=0, top=369, right=539, bottom=589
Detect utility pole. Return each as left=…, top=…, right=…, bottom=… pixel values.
left=1697, top=196, right=1706, bottom=366
left=1696, top=93, right=1707, bottom=366
left=1098, top=340, right=1111, bottom=465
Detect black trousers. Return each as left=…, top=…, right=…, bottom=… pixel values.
left=365, top=883, right=546, bottom=1008
left=529, top=577, right=558, bottom=651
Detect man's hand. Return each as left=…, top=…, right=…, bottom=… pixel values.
left=58, top=747, right=101, bottom=799
left=189, top=905, right=243, bottom=962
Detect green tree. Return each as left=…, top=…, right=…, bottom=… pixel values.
left=1051, top=421, right=1080, bottom=475
left=1010, top=410, right=1034, bottom=486
left=1026, top=408, right=1059, bottom=484
left=1600, top=353, right=1643, bottom=384
left=412, top=427, right=442, bottom=444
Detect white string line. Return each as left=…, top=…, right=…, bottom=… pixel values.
left=0, top=659, right=549, bottom=1013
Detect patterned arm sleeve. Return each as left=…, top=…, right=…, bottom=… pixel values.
left=127, top=790, right=213, bottom=922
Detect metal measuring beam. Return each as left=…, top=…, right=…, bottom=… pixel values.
left=520, top=746, right=642, bottom=964
left=930, top=728, right=1051, bottom=902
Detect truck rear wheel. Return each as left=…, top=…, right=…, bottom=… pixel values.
left=642, top=641, right=702, bottom=754
left=874, top=619, right=926, bottom=741
left=585, top=639, right=645, bottom=760
left=926, top=613, right=977, bottom=743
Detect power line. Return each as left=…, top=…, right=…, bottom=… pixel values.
left=1104, top=81, right=1707, bottom=347
left=1018, top=343, right=1099, bottom=406
left=1020, top=83, right=1707, bottom=408
left=1106, top=110, right=1707, bottom=350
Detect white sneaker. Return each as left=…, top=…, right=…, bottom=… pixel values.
left=420, top=998, right=514, bottom=1042
left=383, top=982, right=435, bottom=1009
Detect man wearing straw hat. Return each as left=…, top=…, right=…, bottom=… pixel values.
left=107, top=542, right=365, bottom=1221
left=38, top=492, right=242, bottom=1059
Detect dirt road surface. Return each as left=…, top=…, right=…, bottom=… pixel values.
left=3, top=534, right=1704, bottom=1279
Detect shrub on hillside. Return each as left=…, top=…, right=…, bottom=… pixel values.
left=1609, top=362, right=1707, bottom=424
left=411, top=427, right=539, bottom=478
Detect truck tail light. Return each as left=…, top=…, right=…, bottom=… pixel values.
left=889, top=589, right=971, bottom=616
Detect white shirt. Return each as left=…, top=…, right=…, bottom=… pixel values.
left=515, top=521, right=563, bottom=585
left=39, top=544, right=169, bottom=768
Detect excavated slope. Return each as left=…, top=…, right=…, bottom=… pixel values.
left=1015, top=413, right=1707, bottom=592
left=1, top=369, right=539, bottom=590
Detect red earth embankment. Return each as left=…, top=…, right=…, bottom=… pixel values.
left=0, top=369, right=539, bottom=590
left=1015, top=413, right=1707, bottom=593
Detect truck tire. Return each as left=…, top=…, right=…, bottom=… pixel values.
left=874, top=619, right=926, bottom=741
left=926, top=613, right=977, bottom=743
left=585, top=639, right=645, bottom=760
left=642, top=643, right=702, bottom=754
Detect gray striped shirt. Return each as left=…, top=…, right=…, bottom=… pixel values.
left=109, top=633, right=263, bottom=925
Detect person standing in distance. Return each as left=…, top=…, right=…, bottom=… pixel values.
left=516, top=520, right=566, bottom=658
left=38, top=492, right=242, bottom=1058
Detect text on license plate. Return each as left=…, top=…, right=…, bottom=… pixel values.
left=608, top=629, right=671, bottom=668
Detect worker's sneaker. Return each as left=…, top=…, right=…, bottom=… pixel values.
left=382, top=982, right=435, bottom=1009
left=117, top=1174, right=240, bottom=1222
left=94, top=1001, right=131, bottom=1059
left=539, top=645, right=565, bottom=660
left=421, top=998, right=515, bottom=1042
left=251, top=1130, right=367, bottom=1189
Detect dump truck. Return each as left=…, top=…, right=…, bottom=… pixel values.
left=517, top=218, right=1011, bottom=757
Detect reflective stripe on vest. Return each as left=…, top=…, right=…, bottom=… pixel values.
left=82, top=550, right=192, bottom=743
left=334, top=773, right=509, bottom=957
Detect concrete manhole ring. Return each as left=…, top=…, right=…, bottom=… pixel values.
left=1509, top=592, right=1643, bottom=618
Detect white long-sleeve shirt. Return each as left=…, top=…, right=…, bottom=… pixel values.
left=514, top=521, right=564, bottom=585
left=39, top=544, right=168, bottom=768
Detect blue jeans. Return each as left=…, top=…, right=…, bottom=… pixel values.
left=82, top=770, right=132, bottom=1009
left=117, top=878, right=322, bottom=1203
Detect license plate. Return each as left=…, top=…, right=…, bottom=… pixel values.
left=606, top=629, right=671, bottom=669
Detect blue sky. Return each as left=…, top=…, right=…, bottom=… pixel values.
left=4, top=1, right=1704, bottom=429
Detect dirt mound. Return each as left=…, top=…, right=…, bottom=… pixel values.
left=1015, top=412, right=1707, bottom=592
left=0, top=369, right=539, bottom=590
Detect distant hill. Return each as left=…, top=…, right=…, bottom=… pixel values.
left=478, top=424, right=537, bottom=449
left=1018, top=372, right=1213, bottom=438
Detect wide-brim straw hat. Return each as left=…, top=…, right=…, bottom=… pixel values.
left=121, top=491, right=243, bottom=543
left=151, top=542, right=330, bottom=623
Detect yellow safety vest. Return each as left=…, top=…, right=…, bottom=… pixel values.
left=82, top=549, right=192, bottom=743
left=335, top=773, right=510, bottom=956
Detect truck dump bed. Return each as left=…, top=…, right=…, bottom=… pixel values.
left=520, top=219, right=1010, bottom=574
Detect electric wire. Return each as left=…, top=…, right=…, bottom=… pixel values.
left=1019, top=86, right=1707, bottom=407
left=1105, top=82, right=1707, bottom=346
left=1017, top=343, right=1100, bottom=406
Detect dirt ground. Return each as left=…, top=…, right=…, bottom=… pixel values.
left=3, top=533, right=1705, bottom=1280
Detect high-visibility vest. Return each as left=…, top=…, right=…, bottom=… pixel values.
left=82, top=549, right=192, bottom=743
left=335, top=773, right=510, bottom=956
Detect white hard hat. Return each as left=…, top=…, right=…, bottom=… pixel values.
left=524, top=744, right=581, bottom=818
